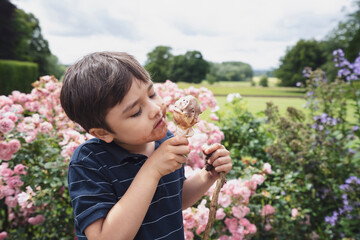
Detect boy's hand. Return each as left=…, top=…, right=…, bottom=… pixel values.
left=147, top=135, right=190, bottom=179
left=202, top=144, right=232, bottom=178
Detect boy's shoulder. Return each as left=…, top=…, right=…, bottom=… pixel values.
left=69, top=137, right=107, bottom=165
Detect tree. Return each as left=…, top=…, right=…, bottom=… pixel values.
left=0, top=2, right=66, bottom=78
left=206, top=61, right=253, bottom=83
left=12, top=8, right=51, bottom=76
left=259, top=75, right=268, bottom=87
left=326, top=0, right=360, bottom=62
left=168, top=50, right=209, bottom=83
left=274, top=39, right=327, bottom=86
left=144, top=46, right=173, bottom=82
left=0, top=0, right=17, bottom=59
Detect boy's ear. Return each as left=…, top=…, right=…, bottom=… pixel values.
left=89, top=128, right=114, bottom=143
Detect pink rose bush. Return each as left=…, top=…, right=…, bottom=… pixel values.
left=0, top=76, right=273, bottom=238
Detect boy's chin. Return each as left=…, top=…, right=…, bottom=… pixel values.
left=154, top=126, right=168, bottom=140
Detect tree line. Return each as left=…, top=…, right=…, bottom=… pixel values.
left=0, top=0, right=65, bottom=79
left=144, top=46, right=253, bottom=83
left=275, top=0, right=360, bottom=86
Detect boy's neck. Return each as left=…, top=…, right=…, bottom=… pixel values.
left=117, top=141, right=155, bottom=157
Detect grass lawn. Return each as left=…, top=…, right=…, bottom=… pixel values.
left=177, top=80, right=305, bottom=97
left=176, top=80, right=357, bottom=123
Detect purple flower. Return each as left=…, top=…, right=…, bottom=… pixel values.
left=340, top=184, right=349, bottom=191
left=345, top=176, right=360, bottom=185
left=296, top=82, right=302, bottom=87
left=325, top=211, right=338, bottom=226
left=348, top=148, right=357, bottom=154
left=352, top=126, right=359, bottom=131
left=331, top=118, right=338, bottom=126
left=302, top=67, right=312, bottom=78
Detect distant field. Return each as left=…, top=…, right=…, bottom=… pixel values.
left=177, top=80, right=356, bottom=123
left=177, top=80, right=305, bottom=97
left=200, top=96, right=357, bottom=123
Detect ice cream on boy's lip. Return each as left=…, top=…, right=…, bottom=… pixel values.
left=172, top=95, right=202, bottom=137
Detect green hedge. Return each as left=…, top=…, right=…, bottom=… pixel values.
left=0, top=60, right=38, bottom=95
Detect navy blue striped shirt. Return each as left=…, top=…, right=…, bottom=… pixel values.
left=68, top=130, right=185, bottom=239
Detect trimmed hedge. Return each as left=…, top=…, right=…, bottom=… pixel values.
left=0, top=60, right=38, bottom=95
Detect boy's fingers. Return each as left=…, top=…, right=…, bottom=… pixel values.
left=172, top=145, right=190, bottom=155
left=212, top=155, right=231, bottom=168
left=203, top=143, right=224, bottom=155
left=214, top=162, right=232, bottom=174
left=169, top=135, right=189, bottom=146
left=208, top=148, right=229, bottom=164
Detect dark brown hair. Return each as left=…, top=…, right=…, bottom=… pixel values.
left=60, top=51, right=150, bottom=133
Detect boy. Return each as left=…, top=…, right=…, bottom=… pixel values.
left=60, top=51, right=232, bottom=240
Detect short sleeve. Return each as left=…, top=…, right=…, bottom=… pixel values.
left=68, top=145, right=117, bottom=235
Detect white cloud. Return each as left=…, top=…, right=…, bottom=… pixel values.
left=13, top=0, right=353, bottom=69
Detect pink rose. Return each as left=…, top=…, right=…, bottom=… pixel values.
left=17, top=191, right=31, bottom=208
left=251, top=174, right=265, bottom=185
left=216, top=208, right=226, bottom=220
left=265, top=223, right=272, bottom=231
left=210, top=113, right=219, bottom=121
left=232, top=205, right=250, bottom=219
left=225, top=218, right=238, bottom=234
left=0, top=142, right=13, bottom=160
left=0, top=231, right=8, bottom=240
left=0, top=164, right=13, bottom=177
left=239, top=217, right=251, bottom=227
left=261, top=204, right=276, bottom=217
left=39, top=121, right=53, bottom=133
left=263, top=163, right=272, bottom=174
left=184, top=230, right=194, bottom=240
left=247, top=223, right=257, bottom=234
left=5, top=196, right=17, bottom=208
left=6, top=176, right=24, bottom=188
left=8, top=139, right=21, bottom=153
left=28, top=214, right=45, bottom=225
left=0, top=118, right=15, bottom=134
left=14, top=164, right=27, bottom=175
left=291, top=208, right=299, bottom=218
left=218, top=193, right=232, bottom=208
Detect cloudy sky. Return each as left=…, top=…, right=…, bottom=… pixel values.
left=13, top=0, right=353, bottom=70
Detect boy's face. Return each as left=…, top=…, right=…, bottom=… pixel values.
left=92, top=79, right=167, bottom=151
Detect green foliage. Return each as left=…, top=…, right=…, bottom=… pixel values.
left=10, top=8, right=51, bottom=77
left=0, top=0, right=17, bottom=60
left=43, top=54, right=67, bottom=79
left=0, top=59, right=38, bottom=95
left=144, top=46, right=173, bottom=82
left=274, top=39, right=327, bottom=87
left=0, top=3, right=65, bottom=78
left=259, top=75, right=268, bottom=87
left=217, top=63, right=359, bottom=238
left=144, top=46, right=209, bottom=83
left=326, top=0, right=360, bottom=62
left=262, top=68, right=360, bottom=239
left=168, top=50, right=209, bottom=83
left=207, top=61, right=253, bottom=82
left=217, top=96, right=271, bottom=179
left=6, top=134, right=74, bottom=239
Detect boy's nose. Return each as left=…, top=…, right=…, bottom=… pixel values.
left=149, top=99, right=163, bottom=119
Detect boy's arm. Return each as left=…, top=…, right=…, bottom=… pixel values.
left=182, top=144, right=232, bottom=209
left=182, top=169, right=217, bottom=209
left=84, top=163, right=160, bottom=240
left=84, top=136, right=189, bottom=240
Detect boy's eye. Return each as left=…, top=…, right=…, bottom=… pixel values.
left=149, top=91, right=157, bottom=98
left=130, top=108, right=142, bottom=118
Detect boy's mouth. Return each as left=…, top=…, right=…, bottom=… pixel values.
left=154, top=115, right=166, bottom=129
